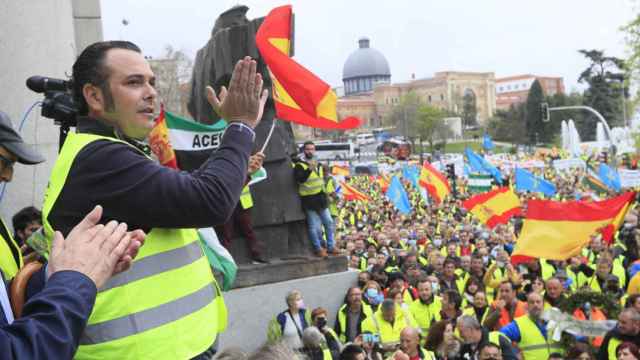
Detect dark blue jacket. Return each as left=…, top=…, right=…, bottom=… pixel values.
left=1, top=270, right=96, bottom=359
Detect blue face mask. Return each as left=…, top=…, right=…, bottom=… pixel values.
left=366, top=288, right=379, bottom=298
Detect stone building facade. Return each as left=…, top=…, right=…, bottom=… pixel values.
left=496, top=74, right=565, bottom=110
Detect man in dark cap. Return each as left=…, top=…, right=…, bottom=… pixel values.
left=0, top=110, right=45, bottom=280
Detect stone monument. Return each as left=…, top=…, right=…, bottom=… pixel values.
left=188, top=5, right=346, bottom=286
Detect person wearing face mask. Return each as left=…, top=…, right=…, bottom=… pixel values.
left=311, top=307, right=341, bottom=358
left=335, top=287, right=373, bottom=343
left=363, top=281, right=385, bottom=312
left=294, top=141, right=337, bottom=258
left=267, top=290, right=312, bottom=350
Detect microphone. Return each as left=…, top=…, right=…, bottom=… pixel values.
left=26, top=76, right=70, bottom=93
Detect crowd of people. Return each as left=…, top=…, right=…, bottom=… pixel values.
left=264, top=146, right=640, bottom=360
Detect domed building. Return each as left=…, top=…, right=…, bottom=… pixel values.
left=342, top=37, right=391, bottom=95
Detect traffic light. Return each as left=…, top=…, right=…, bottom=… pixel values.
left=541, top=103, right=550, bottom=122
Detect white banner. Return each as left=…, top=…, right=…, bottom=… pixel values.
left=543, top=308, right=617, bottom=341
left=553, top=158, right=586, bottom=171
left=620, top=169, right=640, bottom=188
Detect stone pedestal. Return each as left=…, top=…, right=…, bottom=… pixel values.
left=218, top=267, right=357, bottom=352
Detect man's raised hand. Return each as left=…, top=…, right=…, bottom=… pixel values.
left=206, top=56, right=269, bottom=129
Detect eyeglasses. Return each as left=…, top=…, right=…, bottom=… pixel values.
left=0, top=153, right=15, bottom=171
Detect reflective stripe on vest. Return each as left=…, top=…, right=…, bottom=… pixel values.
left=0, top=218, right=22, bottom=279
left=298, top=163, right=324, bottom=196
left=239, top=185, right=253, bottom=209
left=322, top=348, right=332, bottom=360
left=42, top=132, right=224, bottom=359
left=515, top=316, right=563, bottom=359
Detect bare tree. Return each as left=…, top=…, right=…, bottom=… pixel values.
left=148, top=45, right=194, bottom=116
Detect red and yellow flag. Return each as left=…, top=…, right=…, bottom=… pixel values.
left=331, top=165, right=350, bottom=176
left=377, top=175, right=390, bottom=193
left=255, top=5, right=360, bottom=129
left=599, top=194, right=634, bottom=244
left=419, top=162, right=451, bottom=204
left=462, top=187, right=521, bottom=229
left=340, top=181, right=370, bottom=202
left=148, top=108, right=178, bottom=169
left=513, top=192, right=636, bottom=260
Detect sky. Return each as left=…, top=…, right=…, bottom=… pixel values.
left=101, top=0, right=638, bottom=92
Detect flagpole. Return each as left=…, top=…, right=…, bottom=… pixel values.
left=259, top=118, right=277, bottom=154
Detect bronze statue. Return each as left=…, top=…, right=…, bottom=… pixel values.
left=188, top=5, right=311, bottom=264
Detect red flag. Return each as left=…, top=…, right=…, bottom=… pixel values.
left=340, top=181, right=370, bottom=202
left=255, top=5, right=361, bottom=129
left=148, top=108, right=178, bottom=169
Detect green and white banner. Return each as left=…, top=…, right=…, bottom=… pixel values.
left=164, top=111, right=227, bottom=171
left=468, top=174, right=493, bottom=193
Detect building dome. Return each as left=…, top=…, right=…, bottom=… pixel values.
left=342, top=37, right=391, bottom=96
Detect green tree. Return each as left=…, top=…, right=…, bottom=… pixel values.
left=622, top=15, right=640, bottom=105
left=461, top=90, right=477, bottom=128
left=487, top=104, right=526, bottom=144
left=384, top=91, right=421, bottom=140
left=578, top=49, right=627, bottom=128
left=525, top=80, right=546, bottom=144
left=416, top=105, right=448, bottom=151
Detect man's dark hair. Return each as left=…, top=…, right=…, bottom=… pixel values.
left=303, top=141, right=315, bottom=148
left=339, top=344, right=365, bottom=360
left=72, top=41, right=141, bottom=115
left=12, top=206, right=42, bottom=240
left=477, top=341, right=501, bottom=356
left=443, top=289, right=462, bottom=310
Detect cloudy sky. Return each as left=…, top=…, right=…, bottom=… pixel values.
left=101, top=0, right=637, bottom=91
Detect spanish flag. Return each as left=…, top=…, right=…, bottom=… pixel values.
left=148, top=108, right=178, bottom=169
left=340, top=181, right=370, bottom=202
left=256, top=5, right=360, bottom=129
left=331, top=165, right=350, bottom=176
left=419, top=162, right=451, bottom=204
left=513, top=192, right=636, bottom=260
left=377, top=175, right=390, bottom=193
left=600, top=194, right=634, bottom=244
left=462, top=187, right=521, bottom=229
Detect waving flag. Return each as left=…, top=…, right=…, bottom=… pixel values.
left=386, top=176, right=412, bottom=215
left=462, top=187, right=521, bottom=228
left=598, top=163, right=621, bottom=192
left=583, top=164, right=609, bottom=194
left=339, top=181, right=370, bottom=202
left=402, top=165, right=420, bottom=189
left=483, top=134, right=495, bottom=150
left=149, top=110, right=237, bottom=290
left=464, top=147, right=503, bottom=184
left=377, top=175, right=390, bottom=192
left=514, top=168, right=556, bottom=197
left=331, top=164, right=350, bottom=176
left=419, top=162, right=451, bottom=204
left=256, top=5, right=360, bottom=129
left=513, top=192, right=636, bottom=260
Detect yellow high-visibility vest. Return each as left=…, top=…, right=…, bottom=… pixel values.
left=0, top=218, right=22, bottom=280
left=298, top=162, right=324, bottom=196
left=42, top=132, right=226, bottom=359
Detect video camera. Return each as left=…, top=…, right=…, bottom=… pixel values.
left=26, top=76, right=78, bottom=150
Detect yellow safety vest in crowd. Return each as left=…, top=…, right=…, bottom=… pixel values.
left=608, top=337, right=623, bottom=360
left=336, top=302, right=373, bottom=342
left=514, top=316, right=563, bottom=360
left=42, top=132, right=226, bottom=360
left=489, top=331, right=508, bottom=347
left=361, top=307, right=416, bottom=347
left=462, top=306, right=490, bottom=324
left=322, top=348, right=332, bottom=360
left=324, top=177, right=338, bottom=217
left=239, top=185, right=253, bottom=209
left=0, top=218, right=22, bottom=280
left=540, top=259, right=555, bottom=281
left=298, top=162, right=324, bottom=196
left=409, top=296, right=442, bottom=334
